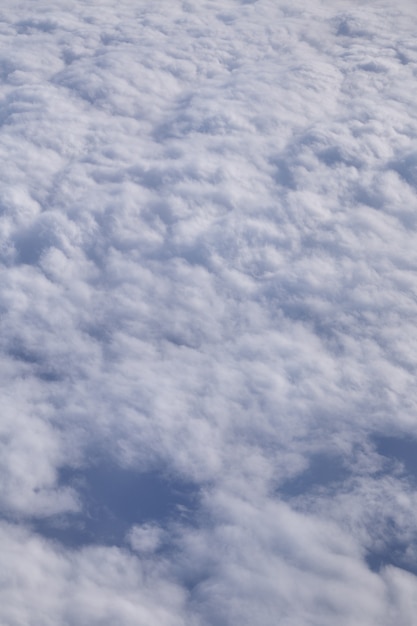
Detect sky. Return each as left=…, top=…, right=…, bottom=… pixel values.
left=1, top=0, right=417, bottom=623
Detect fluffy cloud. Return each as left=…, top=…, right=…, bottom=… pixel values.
left=0, top=522, right=188, bottom=626
left=1, top=0, right=417, bottom=623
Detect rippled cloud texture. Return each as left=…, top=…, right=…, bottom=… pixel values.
left=1, top=0, right=417, bottom=623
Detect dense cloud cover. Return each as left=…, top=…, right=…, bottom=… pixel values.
left=1, top=0, right=417, bottom=623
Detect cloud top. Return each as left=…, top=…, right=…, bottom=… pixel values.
left=1, top=0, right=417, bottom=623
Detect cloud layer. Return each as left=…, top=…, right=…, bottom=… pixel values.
left=1, top=0, right=417, bottom=623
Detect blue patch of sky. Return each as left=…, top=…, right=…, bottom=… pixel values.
left=366, top=541, right=417, bottom=576
left=366, top=435, right=417, bottom=575
left=31, top=464, right=199, bottom=548
left=279, top=453, right=350, bottom=498
left=373, top=435, right=417, bottom=482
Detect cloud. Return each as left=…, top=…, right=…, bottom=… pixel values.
left=1, top=0, right=417, bottom=623
left=0, top=522, right=188, bottom=626
left=177, top=492, right=387, bottom=626
left=128, top=523, right=165, bottom=554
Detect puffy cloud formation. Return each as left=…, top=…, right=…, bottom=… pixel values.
left=1, top=0, right=417, bottom=623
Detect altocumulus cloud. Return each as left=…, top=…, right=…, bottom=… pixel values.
left=1, top=0, right=417, bottom=623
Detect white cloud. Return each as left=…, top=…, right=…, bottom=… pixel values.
left=1, top=0, right=417, bottom=623
left=128, top=523, right=164, bottom=554
left=0, top=522, right=188, bottom=626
